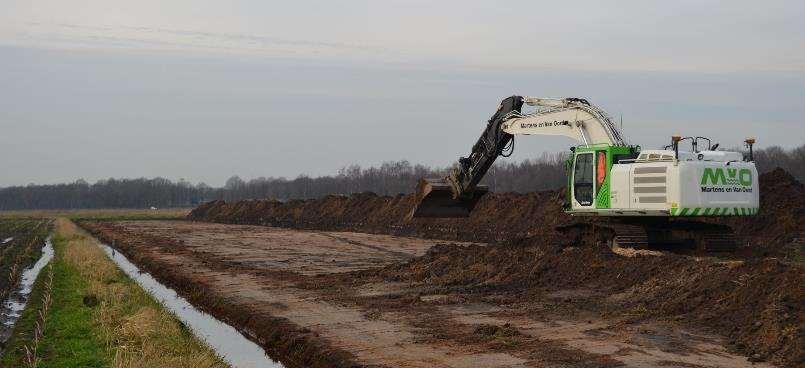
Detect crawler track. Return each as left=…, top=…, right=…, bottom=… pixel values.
left=558, top=219, right=740, bottom=254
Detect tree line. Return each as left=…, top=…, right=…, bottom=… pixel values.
left=0, top=145, right=802, bottom=210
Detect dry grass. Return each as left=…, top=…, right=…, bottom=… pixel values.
left=56, top=219, right=228, bottom=368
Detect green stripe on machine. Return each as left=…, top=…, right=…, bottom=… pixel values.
left=669, top=207, right=757, bottom=216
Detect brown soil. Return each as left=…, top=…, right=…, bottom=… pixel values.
left=188, top=185, right=571, bottom=244
left=378, top=242, right=803, bottom=366
left=181, top=168, right=804, bottom=367
left=80, top=220, right=801, bottom=367
left=717, top=168, right=805, bottom=256
left=187, top=168, right=804, bottom=256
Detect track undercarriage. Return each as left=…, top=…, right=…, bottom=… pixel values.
left=557, top=218, right=739, bottom=254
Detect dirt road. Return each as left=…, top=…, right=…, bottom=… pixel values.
left=78, top=220, right=789, bottom=368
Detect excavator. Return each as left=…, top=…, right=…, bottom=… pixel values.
left=411, top=96, right=759, bottom=251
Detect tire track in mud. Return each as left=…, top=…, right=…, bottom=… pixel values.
left=314, top=232, right=418, bottom=260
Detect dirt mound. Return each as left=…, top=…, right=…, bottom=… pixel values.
left=717, top=168, right=805, bottom=255
left=189, top=168, right=804, bottom=254
left=188, top=189, right=570, bottom=244
left=379, top=242, right=803, bottom=366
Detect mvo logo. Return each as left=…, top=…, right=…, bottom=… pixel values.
left=701, top=168, right=752, bottom=186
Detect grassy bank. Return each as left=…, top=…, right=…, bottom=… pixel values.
left=1, top=218, right=228, bottom=368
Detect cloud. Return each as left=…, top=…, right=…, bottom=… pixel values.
left=1, top=0, right=803, bottom=72
left=2, top=21, right=393, bottom=62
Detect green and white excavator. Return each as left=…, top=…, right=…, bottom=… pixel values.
left=411, top=96, right=759, bottom=251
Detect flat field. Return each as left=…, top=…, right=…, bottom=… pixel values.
left=80, top=220, right=801, bottom=368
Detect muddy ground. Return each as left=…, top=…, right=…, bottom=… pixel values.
left=0, top=219, right=51, bottom=348
left=80, top=220, right=802, bottom=367
left=0, top=219, right=50, bottom=301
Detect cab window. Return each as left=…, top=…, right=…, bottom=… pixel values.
left=573, top=153, right=594, bottom=206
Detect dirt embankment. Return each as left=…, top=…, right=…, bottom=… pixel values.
left=189, top=182, right=571, bottom=244
left=718, top=168, right=804, bottom=254
left=188, top=168, right=804, bottom=254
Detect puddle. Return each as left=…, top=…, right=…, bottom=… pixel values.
left=0, top=237, right=55, bottom=347
left=100, top=244, right=283, bottom=368
left=1, top=238, right=12, bottom=244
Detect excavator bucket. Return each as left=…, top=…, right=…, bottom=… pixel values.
left=408, top=179, right=489, bottom=218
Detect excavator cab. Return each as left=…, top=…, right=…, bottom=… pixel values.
left=566, top=144, right=637, bottom=212
left=571, top=150, right=597, bottom=207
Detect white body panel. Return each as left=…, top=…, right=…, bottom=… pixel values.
left=606, top=150, right=759, bottom=216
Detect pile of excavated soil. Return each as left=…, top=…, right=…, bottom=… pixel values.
left=189, top=189, right=571, bottom=244
left=378, top=242, right=803, bottom=367
left=189, top=168, right=804, bottom=253
left=717, top=168, right=805, bottom=255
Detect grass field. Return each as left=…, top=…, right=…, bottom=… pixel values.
left=1, top=218, right=227, bottom=368
left=0, top=208, right=190, bottom=221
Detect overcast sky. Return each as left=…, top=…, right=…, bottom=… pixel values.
left=1, top=0, right=803, bottom=187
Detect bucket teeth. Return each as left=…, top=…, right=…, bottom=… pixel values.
left=408, top=179, right=488, bottom=219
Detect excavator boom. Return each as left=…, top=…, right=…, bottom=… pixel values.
left=410, top=95, right=621, bottom=218
left=409, top=96, right=523, bottom=218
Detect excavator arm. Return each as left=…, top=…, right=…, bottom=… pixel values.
left=410, top=95, right=625, bottom=218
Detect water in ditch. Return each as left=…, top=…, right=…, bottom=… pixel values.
left=99, top=244, right=284, bottom=368
left=0, top=237, right=55, bottom=347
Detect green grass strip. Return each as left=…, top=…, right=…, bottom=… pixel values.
left=3, top=220, right=228, bottom=368
left=1, top=234, right=109, bottom=367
